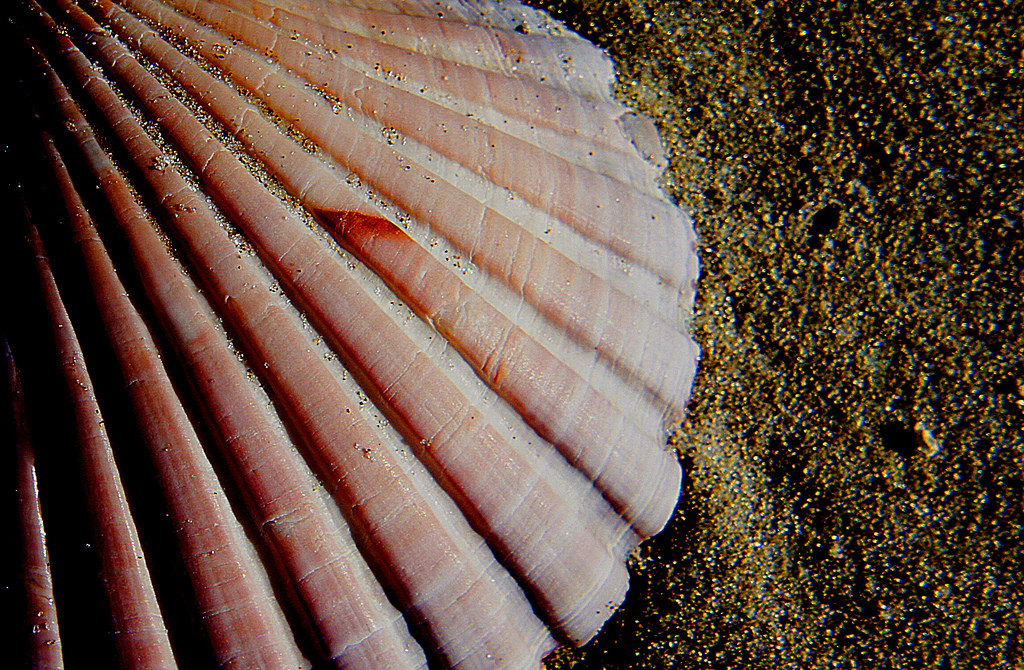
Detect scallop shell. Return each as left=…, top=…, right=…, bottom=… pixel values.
left=4, top=0, right=698, bottom=667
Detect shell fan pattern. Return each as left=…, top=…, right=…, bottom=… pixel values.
left=2, top=0, right=698, bottom=667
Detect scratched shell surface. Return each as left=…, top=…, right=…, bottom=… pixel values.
left=4, top=0, right=698, bottom=667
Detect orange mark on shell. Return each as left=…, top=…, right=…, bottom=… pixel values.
left=313, top=209, right=408, bottom=250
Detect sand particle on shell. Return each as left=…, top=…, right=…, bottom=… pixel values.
left=536, top=0, right=1023, bottom=667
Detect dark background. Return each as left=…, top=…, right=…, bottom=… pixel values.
left=533, top=1, right=1022, bottom=668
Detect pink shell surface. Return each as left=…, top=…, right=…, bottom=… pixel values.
left=4, top=0, right=699, bottom=667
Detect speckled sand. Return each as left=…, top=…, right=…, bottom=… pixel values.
left=536, top=1, right=1022, bottom=667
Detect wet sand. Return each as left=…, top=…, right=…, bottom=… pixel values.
left=535, top=1, right=1023, bottom=667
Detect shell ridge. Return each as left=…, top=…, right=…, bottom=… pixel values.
left=197, top=0, right=662, bottom=193
left=5, top=338, right=66, bottom=669
left=26, top=9, right=431, bottom=667
left=26, top=258, right=174, bottom=668
left=25, top=37, right=309, bottom=666
left=322, top=208, right=681, bottom=535
left=181, top=0, right=686, bottom=286
left=268, top=0, right=614, bottom=100
left=127, top=0, right=694, bottom=418
left=52, top=3, right=576, bottom=663
left=104, top=0, right=686, bottom=506
left=67, top=66, right=429, bottom=669
left=10, top=0, right=699, bottom=665
left=14, top=207, right=167, bottom=669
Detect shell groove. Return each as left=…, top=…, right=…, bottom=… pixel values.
left=2, top=0, right=699, bottom=667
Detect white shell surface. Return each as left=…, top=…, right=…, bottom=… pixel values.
left=5, top=0, right=699, bottom=667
